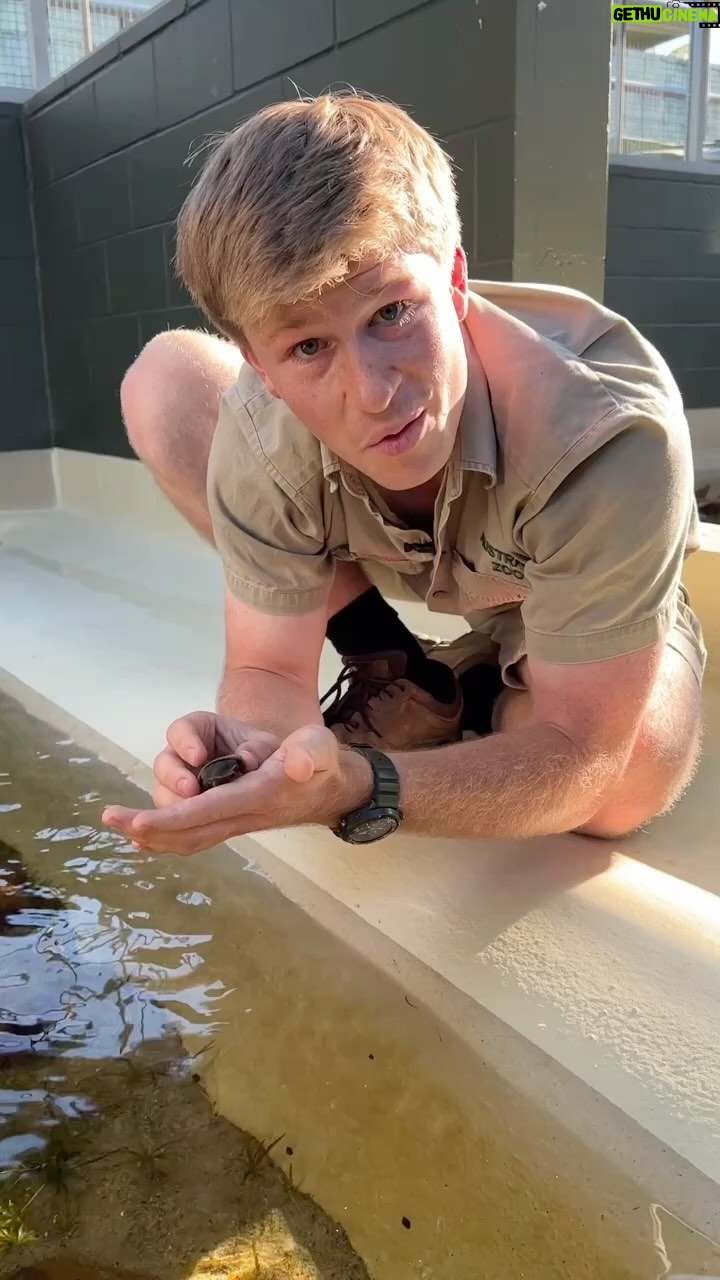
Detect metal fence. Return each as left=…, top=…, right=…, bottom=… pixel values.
left=0, top=0, right=32, bottom=88
left=611, top=20, right=720, bottom=164
left=0, top=0, right=161, bottom=91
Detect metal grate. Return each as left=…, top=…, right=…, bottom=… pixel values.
left=48, top=0, right=158, bottom=78
left=611, top=25, right=692, bottom=158
left=0, top=0, right=163, bottom=88
left=48, top=0, right=85, bottom=78
left=704, top=28, right=720, bottom=157
left=0, top=0, right=32, bottom=89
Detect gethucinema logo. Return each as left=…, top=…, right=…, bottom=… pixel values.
left=612, top=2, right=720, bottom=24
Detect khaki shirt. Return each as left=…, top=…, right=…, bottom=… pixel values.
left=208, top=279, right=701, bottom=669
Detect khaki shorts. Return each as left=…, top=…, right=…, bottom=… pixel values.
left=367, top=563, right=707, bottom=690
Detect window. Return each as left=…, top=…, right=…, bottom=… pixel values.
left=0, top=0, right=32, bottom=88
left=705, top=29, right=720, bottom=158
left=611, top=19, right=719, bottom=165
left=0, top=0, right=165, bottom=90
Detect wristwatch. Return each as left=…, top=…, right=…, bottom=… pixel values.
left=332, top=746, right=403, bottom=844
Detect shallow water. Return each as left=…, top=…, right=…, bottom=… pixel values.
left=0, top=691, right=369, bottom=1279
left=1, top=685, right=719, bottom=1280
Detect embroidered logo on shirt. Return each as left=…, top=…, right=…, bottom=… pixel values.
left=480, top=532, right=526, bottom=581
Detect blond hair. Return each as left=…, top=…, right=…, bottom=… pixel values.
left=175, top=91, right=461, bottom=341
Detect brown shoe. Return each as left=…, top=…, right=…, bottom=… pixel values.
left=321, top=650, right=463, bottom=750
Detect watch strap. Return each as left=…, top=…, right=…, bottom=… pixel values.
left=347, top=745, right=401, bottom=810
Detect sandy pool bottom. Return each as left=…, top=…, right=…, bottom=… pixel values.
left=0, top=1036, right=368, bottom=1280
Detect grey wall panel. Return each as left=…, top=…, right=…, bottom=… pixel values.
left=75, top=155, right=132, bottom=243
left=43, top=242, right=109, bottom=324
left=85, top=314, right=141, bottom=394
left=119, top=0, right=184, bottom=51
left=335, top=0, right=429, bottom=43
left=0, top=259, right=42, bottom=327
left=0, top=327, right=52, bottom=451
left=334, top=0, right=514, bottom=137
left=39, top=83, right=101, bottom=182
left=128, top=82, right=281, bottom=229
left=608, top=169, right=720, bottom=233
left=106, top=226, right=167, bottom=314
left=34, top=180, right=78, bottom=257
left=0, top=104, right=51, bottom=452
left=473, top=119, right=515, bottom=267
left=608, top=226, right=720, bottom=278
left=605, top=276, right=720, bottom=327
left=154, top=0, right=233, bottom=129
left=470, top=261, right=514, bottom=281
left=94, top=44, right=157, bottom=154
left=128, top=117, right=206, bottom=228
left=606, top=162, right=720, bottom=411
left=642, top=324, right=720, bottom=372
left=0, top=117, right=35, bottom=257
left=232, top=0, right=334, bottom=91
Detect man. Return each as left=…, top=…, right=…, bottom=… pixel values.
left=103, top=92, right=705, bottom=856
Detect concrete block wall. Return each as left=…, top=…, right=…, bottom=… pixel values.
left=606, top=161, right=720, bottom=412
left=23, top=0, right=522, bottom=459
left=0, top=102, right=51, bottom=452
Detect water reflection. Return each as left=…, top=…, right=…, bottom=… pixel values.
left=0, top=833, right=220, bottom=1067
left=0, top=690, right=718, bottom=1280
left=0, top=722, right=370, bottom=1279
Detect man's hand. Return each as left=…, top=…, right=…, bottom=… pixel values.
left=142, top=709, right=280, bottom=810
left=102, top=721, right=373, bottom=855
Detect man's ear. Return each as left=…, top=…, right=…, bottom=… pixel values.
left=450, top=245, right=469, bottom=322
left=240, top=342, right=281, bottom=399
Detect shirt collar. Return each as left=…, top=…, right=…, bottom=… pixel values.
left=456, top=323, right=497, bottom=485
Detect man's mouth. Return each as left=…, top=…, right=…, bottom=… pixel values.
left=367, top=410, right=427, bottom=453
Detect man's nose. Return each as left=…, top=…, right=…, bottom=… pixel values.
left=345, top=339, right=401, bottom=415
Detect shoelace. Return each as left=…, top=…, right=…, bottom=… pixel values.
left=321, top=661, right=402, bottom=735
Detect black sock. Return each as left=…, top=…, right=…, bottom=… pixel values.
left=458, top=661, right=505, bottom=735
left=327, top=587, right=457, bottom=704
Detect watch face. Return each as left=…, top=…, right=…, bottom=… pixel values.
left=348, top=813, right=399, bottom=844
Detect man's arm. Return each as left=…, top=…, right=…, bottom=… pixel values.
left=335, top=641, right=664, bottom=839
left=108, top=636, right=667, bottom=852
left=217, top=589, right=327, bottom=738
left=361, top=413, right=692, bottom=840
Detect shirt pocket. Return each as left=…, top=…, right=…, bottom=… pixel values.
left=452, top=550, right=530, bottom=612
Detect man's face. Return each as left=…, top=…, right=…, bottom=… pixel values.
left=242, top=248, right=470, bottom=491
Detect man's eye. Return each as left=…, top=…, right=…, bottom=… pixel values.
left=376, top=302, right=404, bottom=324
left=373, top=301, right=414, bottom=326
left=293, top=338, right=323, bottom=359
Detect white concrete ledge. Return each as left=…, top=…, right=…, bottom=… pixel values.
left=1, top=448, right=720, bottom=1251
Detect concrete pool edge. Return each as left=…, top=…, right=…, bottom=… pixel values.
left=7, top=675, right=720, bottom=1280
left=2, top=637, right=720, bottom=1253
left=1, top=449, right=720, bottom=1237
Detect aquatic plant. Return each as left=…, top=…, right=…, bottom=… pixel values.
left=21, top=1127, right=80, bottom=1194
left=112, top=1135, right=182, bottom=1180
left=242, top=1134, right=285, bottom=1184
left=0, top=1184, right=42, bottom=1248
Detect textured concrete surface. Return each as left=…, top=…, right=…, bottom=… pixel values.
left=0, top=450, right=719, bottom=1246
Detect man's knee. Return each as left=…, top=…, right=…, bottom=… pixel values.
left=121, top=328, right=240, bottom=468
left=121, top=332, right=184, bottom=465
left=577, top=766, right=695, bottom=839
left=577, top=663, right=703, bottom=839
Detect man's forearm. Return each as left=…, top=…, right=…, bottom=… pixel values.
left=336, top=724, right=617, bottom=840
left=218, top=667, right=323, bottom=738
left=396, top=725, right=616, bottom=838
